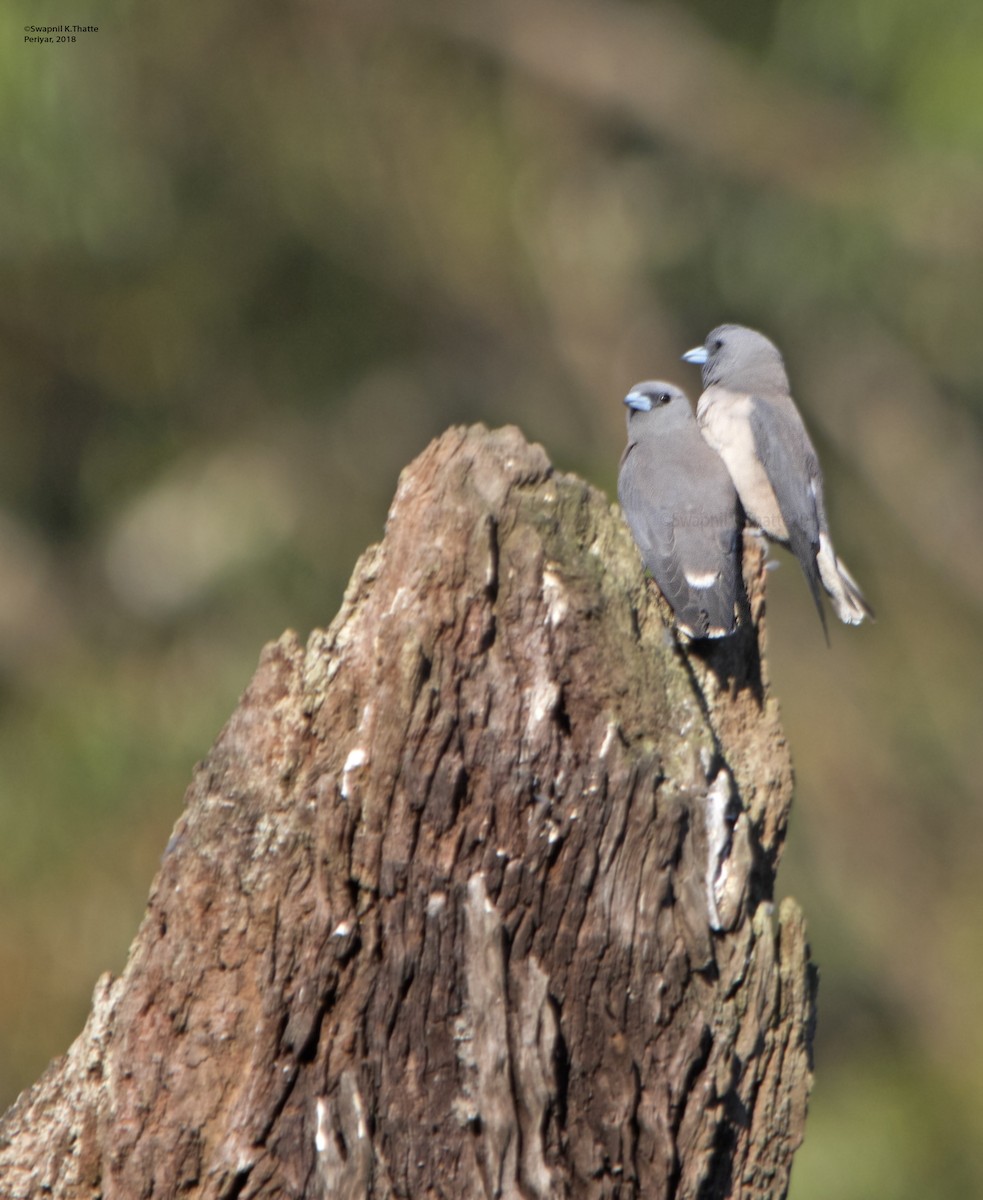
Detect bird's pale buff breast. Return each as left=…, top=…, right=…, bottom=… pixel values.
left=696, top=386, right=789, bottom=541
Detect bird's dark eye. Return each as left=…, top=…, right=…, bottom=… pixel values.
left=712, top=339, right=723, bottom=352
left=657, top=392, right=671, bottom=405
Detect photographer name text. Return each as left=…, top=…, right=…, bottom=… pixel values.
left=24, top=24, right=99, bottom=43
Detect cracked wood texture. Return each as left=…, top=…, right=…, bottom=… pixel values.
left=0, top=424, right=815, bottom=1200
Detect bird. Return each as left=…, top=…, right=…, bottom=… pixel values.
left=618, top=380, right=742, bottom=639
left=682, top=324, right=872, bottom=638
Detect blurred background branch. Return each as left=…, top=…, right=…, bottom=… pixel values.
left=2, top=1, right=982, bottom=1196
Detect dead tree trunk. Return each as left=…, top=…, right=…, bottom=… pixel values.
left=0, top=424, right=815, bottom=1199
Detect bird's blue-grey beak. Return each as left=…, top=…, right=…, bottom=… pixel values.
left=681, top=345, right=708, bottom=365
left=624, top=391, right=652, bottom=412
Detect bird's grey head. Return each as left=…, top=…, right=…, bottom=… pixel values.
left=682, top=324, right=789, bottom=395
left=623, top=381, right=693, bottom=432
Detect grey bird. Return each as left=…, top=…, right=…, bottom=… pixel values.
left=618, top=380, right=741, bottom=639
left=682, top=324, right=872, bottom=637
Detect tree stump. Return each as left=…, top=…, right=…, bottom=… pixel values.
left=0, top=425, right=815, bottom=1199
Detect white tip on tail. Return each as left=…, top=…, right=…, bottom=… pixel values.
left=817, top=534, right=873, bottom=625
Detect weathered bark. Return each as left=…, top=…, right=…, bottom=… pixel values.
left=0, top=424, right=815, bottom=1199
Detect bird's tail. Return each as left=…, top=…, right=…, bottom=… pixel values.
left=785, top=526, right=830, bottom=643
left=817, top=534, right=874, bottom=625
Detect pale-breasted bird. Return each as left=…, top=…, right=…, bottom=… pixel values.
left=618, top=381, right=741, bottom=639
left=683, top=324, right=872, bottom=638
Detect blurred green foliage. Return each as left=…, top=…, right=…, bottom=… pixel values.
left=2, top=1, right=983, bottom=1194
